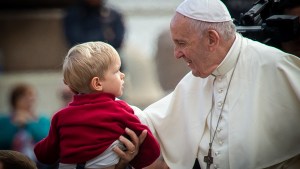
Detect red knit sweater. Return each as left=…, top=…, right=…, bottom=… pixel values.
left=34, top=93, right=160, bottom=169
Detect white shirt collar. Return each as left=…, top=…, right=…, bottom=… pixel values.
left=212, top=33, right=242, bottom=76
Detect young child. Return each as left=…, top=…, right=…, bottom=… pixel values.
left=34, top=42, right=160, bottom=169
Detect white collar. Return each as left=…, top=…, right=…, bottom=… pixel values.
left=212, top=33, right=242, bottom=76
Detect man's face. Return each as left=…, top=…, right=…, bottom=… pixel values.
left=170, top=13, right=215, bottom=78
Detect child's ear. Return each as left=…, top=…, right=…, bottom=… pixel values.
left=90, top=77, right=103, bottom=91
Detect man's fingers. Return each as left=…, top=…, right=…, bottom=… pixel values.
left=125, top=128, right=139, bottom=146
left=113, top=146, right=126, bottom=159
left=116, top=128, right=148, bottom=163
left=139, top=129, right=147, bottom=145
left=119, top=135, right=135, bottom=153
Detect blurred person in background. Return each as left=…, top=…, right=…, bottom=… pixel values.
left=59, top=84, right=74, bottom=107
left=0, top=150, right=37, bottom=169
left=154, top=29, right=190, bottom=94
left=0, top=83, right=50, bottom=161
left=63, top=0, right=126, bottom=71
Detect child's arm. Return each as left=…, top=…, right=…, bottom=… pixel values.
left=116, top=100, right=161, bottom=169
left=127, top=122, right=160, bottom=169
left=34, top=114, right=60, bottom=164
left=114, top=128, right=148, bottom=169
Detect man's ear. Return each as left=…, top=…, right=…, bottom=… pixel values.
left=90, top=77, right=103, bottom=91
left=207, top=29, right=220, bottom=51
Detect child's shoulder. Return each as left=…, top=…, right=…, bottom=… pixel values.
left=115, top=100, right=134, bottom=114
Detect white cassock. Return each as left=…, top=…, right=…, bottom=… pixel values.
left=133, top=33, right=300, bottom=169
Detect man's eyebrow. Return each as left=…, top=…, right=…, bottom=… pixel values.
left=174, top=39, right=185, bottom=43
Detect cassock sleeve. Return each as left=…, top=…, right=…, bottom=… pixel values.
left=34, top=114, right=60, bottom=164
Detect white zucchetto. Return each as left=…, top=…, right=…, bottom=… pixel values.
left=176, top=0, right=232, bottom=22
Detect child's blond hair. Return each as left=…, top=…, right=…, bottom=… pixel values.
left=63, top=41, right=119, bottom=94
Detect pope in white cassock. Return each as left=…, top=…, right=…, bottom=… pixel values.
left=132, top=0, right=300, bottom=168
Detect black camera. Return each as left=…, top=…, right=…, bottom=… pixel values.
left=235, top=0, right=300, bottom=47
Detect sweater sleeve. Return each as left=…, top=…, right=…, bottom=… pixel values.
left=116, top=100, right=160, bottom=169
left=34, top=114, right=60, bottom=164
left=129, top=124, right=160, bottom=169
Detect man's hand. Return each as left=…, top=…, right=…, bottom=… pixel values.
left=114, top=128, right=147, bottom=169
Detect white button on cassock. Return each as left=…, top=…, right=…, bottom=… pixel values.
left=217, top=101, right=223, bottom=107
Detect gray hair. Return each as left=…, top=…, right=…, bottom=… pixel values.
left=187, top=18, right=236, bottom=41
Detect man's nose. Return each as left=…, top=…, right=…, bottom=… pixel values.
left=174, top=49, right=184, bottom=59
